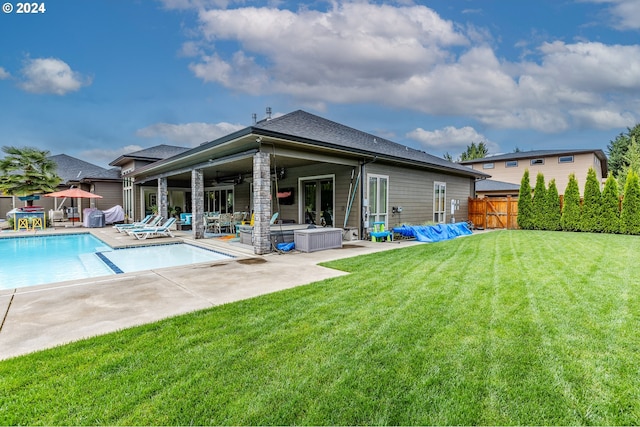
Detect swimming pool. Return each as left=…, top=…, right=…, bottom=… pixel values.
left=0, top=234, right=234, bottom=290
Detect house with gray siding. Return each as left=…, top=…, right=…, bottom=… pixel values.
left=117, top=110, right=489, bottom=254
left=1, top=154, right=122, bottom=219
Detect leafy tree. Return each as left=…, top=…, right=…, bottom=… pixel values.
left=620, top=170, right=640, bottom=235
left=580, top=167, right=602, bottom=232
left=446, top=142, right=490, bottom=162
left=546, top=179, right=561, bottom=231
left=0, top=146, right=61, bottom=205
left=517, top=169, right=534, bottom=230
left=460, top=142, right=489, bottom=161
left=608, top=123, right=640, bottom=178
left=532, top=173, right=547, bottom=230
left=601, top=174, right=620, bottom=234
left=616, top=135, right=640, bottom=194
left=561, top=173, right=581, bottom=231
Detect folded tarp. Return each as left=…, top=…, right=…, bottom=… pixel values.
left=392, top=222, right=472, bottom=243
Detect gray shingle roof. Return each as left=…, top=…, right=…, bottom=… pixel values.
left=49, top=154, right=120, bottom=182
left=476, top=179, right=522, bottom=192
left=252, top=110, right=486, bottom=177
left=123, top=144, right=190, bottom=160
left=109, top=144, right=190, bottom=166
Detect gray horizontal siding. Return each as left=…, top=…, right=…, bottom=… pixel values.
left=366, top=163, right=474, bottom=228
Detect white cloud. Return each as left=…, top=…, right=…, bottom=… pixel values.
left=407, top=126, right=499, bottom=154
left=177, top=1, right=640, bottom=134
left=136, top=121, right=245, bottom=146
left=0, top=67, right=10, bottom=79
left=19, top=58, right=91, bottom=95
left=190, top=3, right=467, bottom=92
left=581, top=0, right=640, bottom=30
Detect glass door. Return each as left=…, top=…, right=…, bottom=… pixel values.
left=301, top=177, right=334, bottom=226
left=367, top=174, right=388, bottom=228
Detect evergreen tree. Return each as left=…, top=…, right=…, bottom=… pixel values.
left=532, top=173, right=547, bottom=230
left=620, top=170, right=640, bottom=235
left=580, top=167, right=602, bottom=232
left=561, top=173, right=581, bottom=231
left=546, top=179, right=561, bottom=231
left=517, top=169, right=534, bottom=230
left=601, top=174, right=620, bottom=234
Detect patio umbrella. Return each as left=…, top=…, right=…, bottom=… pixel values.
left=44, top=188, right=103, bottom=225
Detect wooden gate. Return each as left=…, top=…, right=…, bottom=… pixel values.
left=468, top=196, right=519, bottom=229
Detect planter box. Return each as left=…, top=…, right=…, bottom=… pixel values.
left=294, top=227, right=343, bottom=253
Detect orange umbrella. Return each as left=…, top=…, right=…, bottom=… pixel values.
left=45, top=188, right=102, bottom=225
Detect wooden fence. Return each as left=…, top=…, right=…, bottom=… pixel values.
left=468, top=196, right=519, bottom=229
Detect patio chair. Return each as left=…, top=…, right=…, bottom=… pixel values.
left=130, top=217, right=177, bottom=240
left=116, top=215, right=161, bottom=233
left=214, top=213, right=234, bottom=234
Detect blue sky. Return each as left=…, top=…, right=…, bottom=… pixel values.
left=1, top=0, right=639, bottom=168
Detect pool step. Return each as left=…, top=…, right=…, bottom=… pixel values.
left=77, top=253, right=114, bottom=275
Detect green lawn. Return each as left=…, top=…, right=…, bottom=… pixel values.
left=2, top=230, right=640, bottom=425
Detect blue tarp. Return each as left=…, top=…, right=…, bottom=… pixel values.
left=277, top=242, right=295, bottom=252
left=392, top=222, right=472, bottom=243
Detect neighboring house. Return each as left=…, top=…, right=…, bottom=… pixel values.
left=109, top=145, right=190, bottom=221
left=460, top=149, right=608, bottom=196
left=115, top=110, right=489, bottom=254
left=1, top=154, right=122, bottom=218
left=474, top=179, right=521, bottom=198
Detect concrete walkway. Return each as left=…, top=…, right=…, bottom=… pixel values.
left=0, top=227, right=421, bottom=360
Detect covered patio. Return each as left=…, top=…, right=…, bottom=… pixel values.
left=128, top=132, right=360, bottom=255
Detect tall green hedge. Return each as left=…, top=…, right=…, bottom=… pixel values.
left=546, top=179, right=561, bottom=231
left=561, top=173, right=581, bottom=231
left=620, top=170, right=640, bottom=234
left=580, top=167, right=602, bottom=232
left=601, top=174, right=620, bottom=234
left=517, top=169, right=534, bottom=230
left=532, top=173, right=547, bottom=230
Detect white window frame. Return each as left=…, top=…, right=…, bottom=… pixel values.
left=483, top=163, right=495, bottom=169
left=366, top=174, right=389, bottom=230
left=505, top=160, right=518, bottom=168
left=530, top=158, right=545, bottom=166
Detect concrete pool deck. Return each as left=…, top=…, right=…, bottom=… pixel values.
left=0, top=225, right=423, bottom=360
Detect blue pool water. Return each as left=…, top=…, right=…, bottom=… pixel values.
left=0, top=234, right=234, bottom=290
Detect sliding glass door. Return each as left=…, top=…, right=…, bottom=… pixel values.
left=300, top=176, right=334, bottom=226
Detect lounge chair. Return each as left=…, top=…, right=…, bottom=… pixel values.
left=113, top=214, right=158, bottom=233
left=130, top=217, right=177, bottom=240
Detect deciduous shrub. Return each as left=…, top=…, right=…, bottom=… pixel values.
left=580, top=167, right=603, bottom=232
left=561, top=173, right=581, bottom=231
left=517, top=169, right=534, bottom=230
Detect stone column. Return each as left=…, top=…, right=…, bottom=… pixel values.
left=158, top=177, right=168, bottom=221
left=253, top=152, right=271, bottom=254
left=192, top=169, right=205, bottom=239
